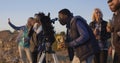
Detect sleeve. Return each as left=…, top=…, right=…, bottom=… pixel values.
left=28, top=26, right=34, bottom=38
left=89, top=22, right=95, bottom=31
left=69, top=20, right=90, bottom=47
left=8, top=21, right=23, bottom=30
left=33, top=23, right=38, bottom=31
left=36, top=25, right=42, bottom=34
left=33, top=23, right=42, bottom=34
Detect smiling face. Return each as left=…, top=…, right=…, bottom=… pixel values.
left=27, top=17, right=35, bottom=28
left=108, top=0, right=120, bottom=12
left=92, top=8, right=103, bottom=22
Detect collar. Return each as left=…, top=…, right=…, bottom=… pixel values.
left=66, top=21, right=71, bottom=29
left=66, top=17, right=72, bottom=29
left=114, top=8, right=120, bottom=16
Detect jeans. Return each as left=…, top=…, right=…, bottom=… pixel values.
left=18, top=46, right=32, bottom=63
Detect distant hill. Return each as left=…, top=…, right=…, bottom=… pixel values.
left=0, top=30, right=20, bottom=63
left=0, top=30, right=71, bottom=63
left=0, top=30, right=12, bottom=42
left=0, top=30, right=18, bottom=42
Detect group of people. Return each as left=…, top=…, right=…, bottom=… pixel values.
left=8, top=0, right=120, bottom=63
left=8, top=13, right=55, bottom=63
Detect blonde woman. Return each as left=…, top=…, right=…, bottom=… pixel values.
left=8, top=17, right=34, bottom=63
left=89, top=8, right=111, bottom=63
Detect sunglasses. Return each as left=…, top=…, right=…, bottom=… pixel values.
left=96, top=12, right=101, bottom=14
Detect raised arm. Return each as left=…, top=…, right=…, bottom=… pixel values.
left=8, top=18, right=23, bottom=30
left=69, top=20, right=90, bottom=47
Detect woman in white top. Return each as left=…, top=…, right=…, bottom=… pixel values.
left=29, top=12, right=45, bottom=63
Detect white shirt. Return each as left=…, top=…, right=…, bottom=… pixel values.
left=33, top=23, right=42, bottom=34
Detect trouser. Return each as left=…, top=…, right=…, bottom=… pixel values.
left=113, top=52, right=120, bottom=63
left=67, top=47, right=74, bottom=61
left=32, top=47, right=46, bottom=63
left=72, top=55, right=94, bottom=63
left=94, top=50, right=108, bottom=63
left=32, top=51, right=38, bottom=63
left=18, top=46, right=32, bottom=63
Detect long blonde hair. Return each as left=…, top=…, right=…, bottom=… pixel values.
left=92, top=8, right=103, bottom=21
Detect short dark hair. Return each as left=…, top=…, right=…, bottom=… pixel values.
left=107, top=0, right=112, bottom=3
left=59, top=8, right=72, bottom=17
left=29, top=17, right=34, bottom=20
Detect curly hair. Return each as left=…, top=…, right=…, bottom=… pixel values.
left=34, top=12, right=45, bottom=19
left=59, top=8, right=72, bottom=17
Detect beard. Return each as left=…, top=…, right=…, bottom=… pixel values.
left=110, top=3, right=120, bottom=12
left=59, top=18, right=68, bottom=25
left=59, top=20, right=66, bottom=25
left=116, top=4, right=120, bottom=11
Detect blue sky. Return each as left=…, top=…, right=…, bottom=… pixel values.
left=0, top=0, right=113, bottom=33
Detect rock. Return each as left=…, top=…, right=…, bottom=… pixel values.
left=0, top=30, right=20, bottom=63
left=0, top=30, right=72, bottom=63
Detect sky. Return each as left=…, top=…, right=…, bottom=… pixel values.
left=0, top=0, right=113, bottom=33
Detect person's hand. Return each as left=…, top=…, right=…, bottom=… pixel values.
left=93, top=29, right=100, bottom=39
left=24, top=37, right=29, bottom=42
left=93, top=29, right=97, bottom=36
left=117, top=31, right=120, bottom=37
left=8, top=18, right=10, bottom=23
left=96, top=35, right=100, bottom=40
left=65, top=42, right=69, bottom=48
